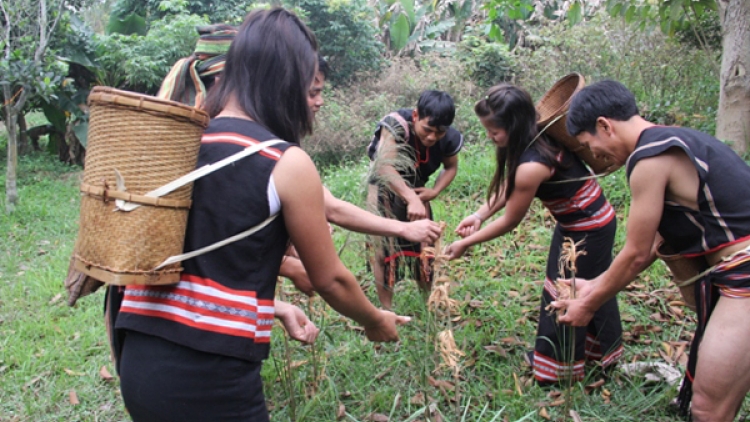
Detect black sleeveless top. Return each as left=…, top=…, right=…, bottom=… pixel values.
left=367, top=108, right=463, bottom=187
left=117, top=118, right=292, bottom=362
left=521, top=143, right=614, bottom=231
left=626, top=126, right=750, bottom=256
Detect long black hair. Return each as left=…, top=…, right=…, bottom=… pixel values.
left=203, top=8, right=318, bottom=144
left=474, top=84, right=561, bottom=205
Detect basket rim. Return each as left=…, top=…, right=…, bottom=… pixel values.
left=536, top=72, right=585, bottom=125
left=88, top=86, right=210, bottom=128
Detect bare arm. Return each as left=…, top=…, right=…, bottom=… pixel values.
left=278, top=256, right=313, bottom=296
left=446, top=162, right=548, bottom=259
left=323, top=187, right=441, bottom=243
left=557, top=155, right=670, bottom=326
left=274, top=299, right=319, bottom=344
left=415, top=154, right=459, bottom=202
left=274, top=147, right=406, bottom=341
left=455, top=188, right=508, bottom=238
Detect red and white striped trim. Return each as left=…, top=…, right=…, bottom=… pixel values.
left=600, top=344, right=624, bottom=367
left=542, top=179, right=601, bottom=215
left=202, top=132, right=284, bottom=161
left=533, top=351, right=585, bottom=382
left=585, top=335, right=623, bottom=366
left=120, top=274, right=275, bottom=342
left=558, top=202, right=615, bottom=231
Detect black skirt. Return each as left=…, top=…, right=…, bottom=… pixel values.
left=532, top=219, right=623, bottom=383
left=119, top=330, right=269, bottom=422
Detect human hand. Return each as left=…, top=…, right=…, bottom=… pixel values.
left=455, top=214, right=482, bottom=238
left=363, top=310, right=411, bottom=342
left=401, top=219, right=442, bottom=244
left=548, top=298, right=596, bottom=327
left=275, top=301, right=320, bottom=344
left=406, top=198, right=427, bottom=221
left=286, top=244, right=299, bottom=259
left=444, top=240, right=469, bottom=260
left=414, top=187, right=438, bottom=202
left=556, top=277, right=595, bottom=299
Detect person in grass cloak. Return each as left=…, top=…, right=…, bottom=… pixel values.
left=551, top=80, right=750, bottom=421
left=444, top=83, right=623, bottom=385
left=114, top=9, right=409, bottom=421
left=366, top=90, right=464, bottom=310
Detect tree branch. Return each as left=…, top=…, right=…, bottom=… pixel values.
left=0, top=0, right=11, bottom=60
left=34, top=0, right=66, bottom=65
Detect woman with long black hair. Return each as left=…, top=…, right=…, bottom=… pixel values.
left=115, top=9, right=408, bottom=421
left=445, top=84, right=623, bottom=384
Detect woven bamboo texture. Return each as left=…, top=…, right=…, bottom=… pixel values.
left=536, top=73, right=617, bottom=174
left=74, top=87, right=209, bottom=285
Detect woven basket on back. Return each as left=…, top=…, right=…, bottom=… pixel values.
left=73, top=86, right=209, bottom=285
left=536, top=73, right=618, bottom=174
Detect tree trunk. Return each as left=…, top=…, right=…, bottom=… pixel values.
left=17, top=111, right=30, bottom=153
left=65, top=123, right=86, bottom=166
left=3, top=86, right=19, bottom=213
left=716, top=0, right=750, bottom=154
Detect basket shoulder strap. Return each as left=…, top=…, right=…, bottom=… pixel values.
left=387, top=112, right=410, bottom=141
left=154, top=213, right=278, bottom=270
left=117, top=139, right=286, bottom=212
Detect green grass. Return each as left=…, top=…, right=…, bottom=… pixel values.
left=1, top=147, right=740, bottom=422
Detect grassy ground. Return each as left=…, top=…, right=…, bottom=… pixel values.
left=0, top=145, right=737, bottom=421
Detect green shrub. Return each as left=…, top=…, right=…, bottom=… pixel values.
left=457, top=34, right=517, bottom=89
left=513, top=12, right=719, bottom=133
left=297, top=0, right=385, bottom=86
left=93, top=14, right=207, bottom=94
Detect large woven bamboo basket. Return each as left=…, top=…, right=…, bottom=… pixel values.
left=536, top=73, right=618, bottom=174
left=73, top=86, right=209, bottom=285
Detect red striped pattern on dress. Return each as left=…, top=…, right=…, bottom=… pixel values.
left=558, top=202, right=615, bottom=231
left=542, top=179, right=601, bottom=215
left=120, top=274, right=275, bottom=342
left=202, top=132, right=284, bottom=161
left=533, top=351, right=585, bottom=382
left=585, top=334, right=623, bottom=366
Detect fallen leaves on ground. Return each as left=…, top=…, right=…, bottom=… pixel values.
left=99, top=366, right=114, bottom=382
left=68, top=390, right=79, bottom=405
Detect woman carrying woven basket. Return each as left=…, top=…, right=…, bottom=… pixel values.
left=444, top=84, right=623, bottom=385
left=113, top=9, right=409, bottom=421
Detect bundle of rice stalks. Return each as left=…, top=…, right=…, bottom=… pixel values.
left=436, top=329, right=465, bottom=371
left=546, top=237, right=586, bottom=319
left=427, top=277, right=460, bottom=317
left=558, top=236, right=586, bottom=276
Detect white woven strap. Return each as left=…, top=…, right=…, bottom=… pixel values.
left=154, top=213, right=278, bottom=270
left=115, top=139, right=286, bottom=212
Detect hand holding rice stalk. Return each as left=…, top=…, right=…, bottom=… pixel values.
left=546, top=237, right=587, bottom=319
